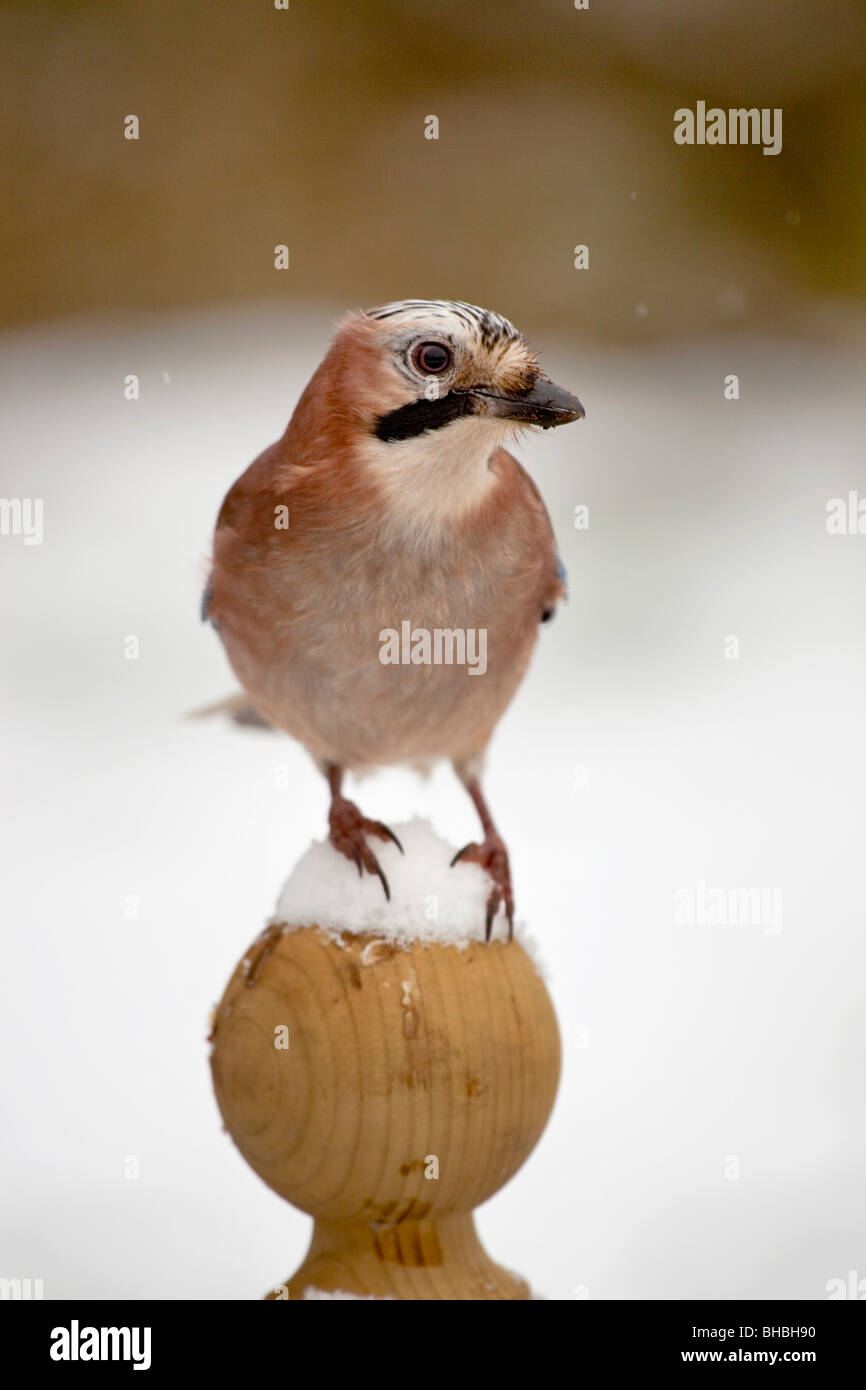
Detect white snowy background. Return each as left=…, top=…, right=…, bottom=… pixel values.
left=1, top=301, right=865, bottom=1299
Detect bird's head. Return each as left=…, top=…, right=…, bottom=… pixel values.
left=286, top=300, right=584, bottom=534
left=360, top=299, right=583, bottom=440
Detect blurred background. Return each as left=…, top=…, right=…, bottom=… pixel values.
left=1, top=0, right=865, bottom=1301
left=3, top=0, right=866, bottom=337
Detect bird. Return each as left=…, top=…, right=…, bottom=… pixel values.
left=202, top=299, right=584, bottom=939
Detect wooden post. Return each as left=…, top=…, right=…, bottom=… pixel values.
left=210, top=923, right=560, bottom=1300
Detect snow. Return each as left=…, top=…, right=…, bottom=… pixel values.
left=2, top=303, right=866, bottom=1300
left=270, top=816, right=531, bottom=951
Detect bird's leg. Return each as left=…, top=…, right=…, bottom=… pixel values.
left=450, top=775, right=514, bottom=942
left=325, top=763, right=403, bottom=901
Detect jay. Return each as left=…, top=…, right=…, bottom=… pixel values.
left=203, top=300, right=583, bottom=938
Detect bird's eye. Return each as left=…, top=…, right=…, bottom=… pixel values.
left=412, top=341, right=452, bottom=375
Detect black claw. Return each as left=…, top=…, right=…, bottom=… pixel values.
left=450, top=842, right=474, bottom=868
left=380, top=824, right=404, bottom=854
left=485, top=900, right=495, bottom=942
left=371, top=857, right=391, bottom=902
left=486, top=890, right=503, bottom=943
left=507, top=908, right=514, bottom=941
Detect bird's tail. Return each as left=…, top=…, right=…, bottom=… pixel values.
left=185, top=692, right=275, bottom=731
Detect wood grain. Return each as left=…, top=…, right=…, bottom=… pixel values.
left=210, top=925, right=560, bottom=1300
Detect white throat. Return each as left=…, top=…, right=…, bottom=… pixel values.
left=359, top=416, right=510, bottom=543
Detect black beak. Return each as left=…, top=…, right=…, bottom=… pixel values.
left=467, top=377, right=585, bottom=429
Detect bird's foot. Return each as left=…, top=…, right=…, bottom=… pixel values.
left=450, top=833, right=514, bottom=942
left=328, top=796, right=403, bottom=901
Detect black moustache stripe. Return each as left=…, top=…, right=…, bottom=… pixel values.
left=373, top=392, right=476, bottom=442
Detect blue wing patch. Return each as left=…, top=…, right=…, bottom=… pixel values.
left=542, top=554, right=568, bottom=623
left=555, top=553, right=568, bottom=597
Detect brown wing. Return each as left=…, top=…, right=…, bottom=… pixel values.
left=201, top=442, right=296, bottom=625
left=509, top=456, right=567, bottom=621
